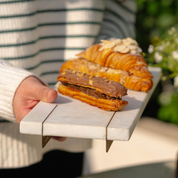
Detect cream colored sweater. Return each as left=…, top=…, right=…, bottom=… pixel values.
left=0, top=0, right=136, bottom=168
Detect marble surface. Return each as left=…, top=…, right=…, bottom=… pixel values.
left=20, top=67, right=162, bottom=141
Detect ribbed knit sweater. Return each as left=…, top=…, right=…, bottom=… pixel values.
left=0, top=0, right=136, bottom=168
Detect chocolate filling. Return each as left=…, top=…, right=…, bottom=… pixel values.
left=62, top=83, right=121, bottom=100
left=58, top=69, right=127, bottom=98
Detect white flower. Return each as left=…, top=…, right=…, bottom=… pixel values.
left=172, top=51, right=178, bottom=60
left=154, top=52, right=163, bottom=63
left=148, top=45, right=154, bottom=53
left=171, top=27, right=176, bottom=32
left=166, top=41, right=171, bottom=46
left=174, top=75, right=178, bottom=87
left=156, top=44, right=165, bottom=52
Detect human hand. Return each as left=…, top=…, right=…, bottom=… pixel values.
left=13, top=76, right=67, bottom=142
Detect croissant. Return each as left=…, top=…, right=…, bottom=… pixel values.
left=76, top=38, right=153, bottom=80
left=57, top=69, right=128, bottom=111
left=60, top=58, right=153, bottom=92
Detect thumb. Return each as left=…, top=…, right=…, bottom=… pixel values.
left=37, top=86, right=58, bottom=103
left=24, top=77, right=58, bottom=103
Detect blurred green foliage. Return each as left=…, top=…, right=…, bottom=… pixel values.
left=145, top=27, right=178, bottom=125
left=135, top=0, right=178, bottom=53
left=136, top=0, right=178, bottom=125
left=157, top=91, right=178, bottom=125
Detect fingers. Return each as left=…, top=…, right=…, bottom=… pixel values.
left=52, top=136, right=67, bottom=142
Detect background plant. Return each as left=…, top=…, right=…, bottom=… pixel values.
left=146, top=27, right=178, bottom=125
left=136, top=0, right=178, bottom=53
left=135, top=0, right=178, bottom=124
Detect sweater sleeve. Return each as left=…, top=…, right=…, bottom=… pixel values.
left=0, top=60, right=37, bottom=123
left=95, top=0, right=137, bottom=43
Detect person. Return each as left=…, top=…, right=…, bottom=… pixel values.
left=0, top=0, right=136, bottom=177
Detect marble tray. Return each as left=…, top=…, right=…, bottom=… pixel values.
left=20, top=67, right=161, bottom=143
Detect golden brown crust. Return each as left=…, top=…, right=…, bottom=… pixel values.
left=58, top=84, right=128, bottom=111
left=60, top=58, right=153, bottom=92
left=76, top=44, right=153, bottom=79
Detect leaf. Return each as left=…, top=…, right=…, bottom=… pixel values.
left=157, top=14, right=175, bottom=28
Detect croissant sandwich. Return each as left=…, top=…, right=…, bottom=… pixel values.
left=60, top=38, right=153, bottom=92
left=57, top=69, right=128, bottom=111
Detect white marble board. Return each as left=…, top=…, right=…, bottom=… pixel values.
left=20, top=67, right=162, bottom=141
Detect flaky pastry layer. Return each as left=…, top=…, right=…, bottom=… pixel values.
left=60, top=58, right=153, bottom=92
left=58, top=84, right=128, bottom=111
left=76, top=44, right=153, bottom=79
